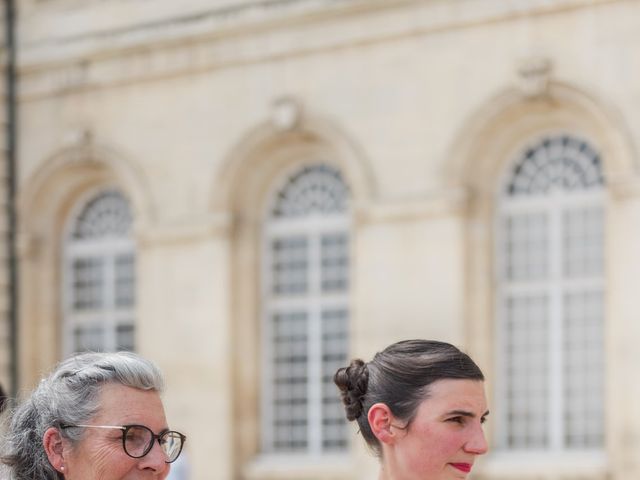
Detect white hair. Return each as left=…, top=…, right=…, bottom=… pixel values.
left=1, top=352, right=164, bottom=480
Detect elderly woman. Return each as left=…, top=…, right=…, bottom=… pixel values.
left=1, top=351, right=186, bottom=480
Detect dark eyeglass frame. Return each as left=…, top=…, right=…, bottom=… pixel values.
left=60, top=423, right=186, bottom=463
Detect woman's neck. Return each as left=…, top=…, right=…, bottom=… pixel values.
left=378, top=464, right=392, bottom=480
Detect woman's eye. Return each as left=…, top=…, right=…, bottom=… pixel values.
left=447, top=417, right=464, bottom=425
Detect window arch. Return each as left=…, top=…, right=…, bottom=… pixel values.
left=496, top=134, right=605, bottom=451
left=261, top=164, right=350, bottom=454
left=63, top=189, right=136, bottom=355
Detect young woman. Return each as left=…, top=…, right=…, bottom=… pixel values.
left=335, top=339, right=489, bottom=480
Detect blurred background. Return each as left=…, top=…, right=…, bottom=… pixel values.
left=1, top=0, right=640, bottom=479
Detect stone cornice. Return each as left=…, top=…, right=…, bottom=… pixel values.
left=20, top=0, right=624, bottom=100
left=19, top=0, right=398, bottom=67
left=136, top=212, right=233, bottom=247
left=354, top=187, right=471, bottom=225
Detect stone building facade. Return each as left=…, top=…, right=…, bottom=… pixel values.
left=14, top=0, right=640, bottom=479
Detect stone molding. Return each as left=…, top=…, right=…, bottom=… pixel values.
left=19, top=137, right=156, bottom=233
left=19, top=0, right=619, bottom=100
left=354, top=188, right=471, bottom=225
left=445, top=81, right=640, bottom=194
left=607, top=175, right=640, bottom=200
left=136, top=212, right=233, bottom=247
left=211, top=106, right=376, bottom=216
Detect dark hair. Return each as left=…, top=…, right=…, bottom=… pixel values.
left=334, top=339, right=484, bottom=455
left=0, top=383, right=7, bottom=415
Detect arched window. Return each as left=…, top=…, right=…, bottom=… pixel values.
left=63, top=189, right=135, bottom=355
left=262, top=164, right=350, bottom=454
left=496, top=135, right=605, bottom=451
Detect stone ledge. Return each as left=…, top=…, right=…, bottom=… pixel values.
left=19, top=0, right=619, bottom=100
left=243, top=454, right=354, bottom=480
left=136, top=212, right=232, bottom=247
left=355, top=187, right=471, bottom=225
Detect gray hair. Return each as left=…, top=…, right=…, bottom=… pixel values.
left=1, top=351, right=164, bottom=480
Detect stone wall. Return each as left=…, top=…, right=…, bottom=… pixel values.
left=14, top=1, right=640, bottom=479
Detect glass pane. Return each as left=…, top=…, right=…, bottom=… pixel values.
left=271, top=311, right=308, bottom=452
left=116, top=323, right=135, bottom=351
left=321, top=309, right=348, bottom=450
left=506, top=136, right=604, bottom=196
left=563, top=206, right=604, bottom=278
left=73, top=325, right=104, bottom=352
left=321, top=234, right=349, bottom=293
left=564, top=290, right=604, bottom=448
left=115, top=254, right=136, bottom=307
left=503, top=213, right=548, bottom=281
left=72, top=258, right=104, bottom=310
left=271, top=165, right=349, bottom=218
left=503, top=294, right=549, bottom=448
left=271, top=237, right=308, bottom=295
left=72, top=190, right=133, bottom=240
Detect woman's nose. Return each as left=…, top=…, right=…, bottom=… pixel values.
left=464, top=425, right=488, bottom=455
left=138, top=439, right=170, bottom=474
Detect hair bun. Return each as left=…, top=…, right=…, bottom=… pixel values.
left=333, top=358, right=369, bottom=421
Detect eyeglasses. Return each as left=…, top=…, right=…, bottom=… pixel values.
left=60, top=424, right=186, bottom=463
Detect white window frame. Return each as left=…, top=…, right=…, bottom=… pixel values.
left=62, top=188, right=136, bottom=356
left=260, top=164, right=350, bottom=457
left=495, top=135, right=605, bottom=455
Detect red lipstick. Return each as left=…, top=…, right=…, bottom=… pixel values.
left=450, top=463, right=472, bottom=473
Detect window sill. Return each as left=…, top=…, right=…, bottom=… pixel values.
left=475, top=451, right=608, bottom=479
left=243, top=453, right=355, bottom=480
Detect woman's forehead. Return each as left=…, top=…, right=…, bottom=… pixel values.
left=423, top=379, right=487, bottom=410
left=95, top=384, right=166, bottom=423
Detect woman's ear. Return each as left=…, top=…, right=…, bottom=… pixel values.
left=368, top=402, right=397, bottom=445
left=43, top=427, right=67, bottom=474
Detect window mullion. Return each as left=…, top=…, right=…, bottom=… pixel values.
left=63, top=250, right=75, bottom=356
left=494, top=211, right=509, bottom=449
left=261, top=228, right=275, bottom=453
left=307, top=230, right=322, bottom=454
left=104, top=250, right=116, bottom=351
left=548, top=193, right=564, bottom=451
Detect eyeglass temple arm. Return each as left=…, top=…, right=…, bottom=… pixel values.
left=61, top=424, right=126, bottom=431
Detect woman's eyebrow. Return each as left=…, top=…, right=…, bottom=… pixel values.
left=444, top=409, right=491, bottom=418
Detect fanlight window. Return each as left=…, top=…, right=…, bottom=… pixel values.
left=497, top=135, right=605, bottom=451
left=262, top=164, right=350, bottom=454
left=64, top=190, right=135, bottom=354
left=271, top=164, right=349, bottom=218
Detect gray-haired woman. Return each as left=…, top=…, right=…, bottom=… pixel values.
left=1, top=351, right=186, bottom=480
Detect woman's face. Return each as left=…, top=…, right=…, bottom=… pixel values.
left=63, top=383, right=171, bottom=480
left=383, top=379, right=488, bottom=480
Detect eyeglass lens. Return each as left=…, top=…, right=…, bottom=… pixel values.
left=161, top=431, right=184, bottom=462
left=123, top=425, right=184, bottom=463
